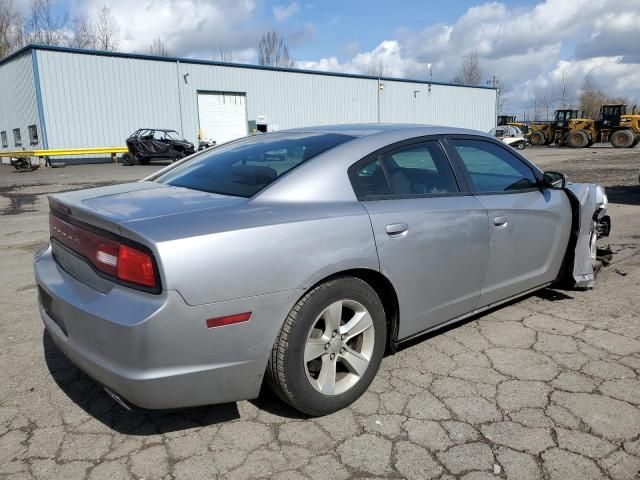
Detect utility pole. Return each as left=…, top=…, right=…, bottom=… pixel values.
left=487, top=74, right=500, bottom=119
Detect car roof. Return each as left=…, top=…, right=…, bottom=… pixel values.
left=254, top=123, right=495, bottom=204
left=283, top=123, right=485, bottom=138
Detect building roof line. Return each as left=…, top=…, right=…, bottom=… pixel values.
left=0, top=44, right=497, bottom=91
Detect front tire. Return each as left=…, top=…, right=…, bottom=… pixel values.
left=267, top=277, right=387, bottom=416
left=568, top=130, right=590, bottom=148
left=529, top=131, right=546, bottom=145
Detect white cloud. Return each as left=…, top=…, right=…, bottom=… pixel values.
left=76, top=0, right=261, bottom=58
left=297, top=0, right=640, bottom=112
left=273, top=2, right=300, bottom=22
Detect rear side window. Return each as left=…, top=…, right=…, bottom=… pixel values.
left=155, top=132, right=353, bottom=198
left=451, top=139, right=537, bottom=193
left=353, top=140, right=459, bottom=198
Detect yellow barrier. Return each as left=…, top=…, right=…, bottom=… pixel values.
left=1, top=146, right=128, bottom=157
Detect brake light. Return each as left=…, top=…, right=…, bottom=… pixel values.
left=50, top=213, right=159, bottom=291
left=117, top=245, right=156, bottom=288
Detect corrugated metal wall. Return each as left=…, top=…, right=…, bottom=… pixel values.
left=379, top=81, right=496, bottom=131
left=178, top=62, right=379, bottom=141
left=36, top=50, right=181, bottom=149
left=0, top=51, right=41, bottom=155
left=12, top=49, right=496, bottom=161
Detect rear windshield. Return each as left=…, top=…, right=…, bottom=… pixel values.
left=155, top=132, right=353, bottom=197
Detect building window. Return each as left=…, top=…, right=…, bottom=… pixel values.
left=28, top=125, right=39, bottom=145
left=1, top=131, right=7, bottom=148
left=13, top=128, right=22, bottom=147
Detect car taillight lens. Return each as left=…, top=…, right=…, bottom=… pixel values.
left=117, top=245, right=156, bottom=288
left=50, top=213, right=158, bottom=291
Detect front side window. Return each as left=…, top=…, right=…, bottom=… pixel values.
left=13, top=128, right=21, bottom=147
left=155, top=132, right=353, bottom=198
left=1, top=131, right=7, bottom=148
left=451, top=139, right=537, bottom=193
left=28, top=125, right=38, bottom=145
left=353, top=140, right=459, bottom=198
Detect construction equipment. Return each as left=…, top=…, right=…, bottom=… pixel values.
left=566, top=104, right=640, bottom=148
left=528, top=109, right=579, bottom=146
left=497, top=115, right=529, bottom=134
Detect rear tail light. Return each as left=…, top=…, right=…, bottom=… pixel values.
left=117, top=245, right=156, bottom=288
left=49, top=213, right=159, bottom=292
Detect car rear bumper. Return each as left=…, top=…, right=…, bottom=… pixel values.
left=35, top=245, right=298, bottom=409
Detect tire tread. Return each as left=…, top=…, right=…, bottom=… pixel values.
left=267, top=277, right=380, bottom=414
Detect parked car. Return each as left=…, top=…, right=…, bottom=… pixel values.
left=35, top=124, right=610, bottom=416
left=123, top=128, right=195, bottom=165
left=489, top=125, right=528, bottom=150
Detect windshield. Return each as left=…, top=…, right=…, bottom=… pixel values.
left=155, top=132, right=354, bottom=198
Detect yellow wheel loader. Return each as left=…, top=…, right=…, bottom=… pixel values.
left=566, top=104, right=640, bottom=148
left=528, top=109, right=579, bottom=146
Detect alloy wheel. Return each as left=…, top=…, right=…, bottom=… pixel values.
left=303, top=299, right=375, bottom=395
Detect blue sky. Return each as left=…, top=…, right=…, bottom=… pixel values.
left=272, top=0, right=539, bottom=62
left=42, top=0, right=640, bottom=113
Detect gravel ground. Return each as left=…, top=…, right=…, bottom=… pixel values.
left=0, top=146, right=639, bottom=480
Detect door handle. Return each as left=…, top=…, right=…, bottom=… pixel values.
left=493, top=216, right=509, bottom=227
left=385, top=223, right=409, bottom=236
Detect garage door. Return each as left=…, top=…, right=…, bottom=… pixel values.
left=197, top=92, right=248, bottom=144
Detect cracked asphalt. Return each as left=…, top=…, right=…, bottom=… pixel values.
left=1, top=146, right=639, bottom=480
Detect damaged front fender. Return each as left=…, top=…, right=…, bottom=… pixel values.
left=564, top=183, right=611, bottom=289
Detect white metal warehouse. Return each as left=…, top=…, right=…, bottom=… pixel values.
left=0, top=45, right=497, bottom=163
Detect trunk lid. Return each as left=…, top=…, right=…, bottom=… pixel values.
left=51, top=181, right=245, bottom=226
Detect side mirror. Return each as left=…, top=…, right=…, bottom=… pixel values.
left=542, top=171, right=567, bottom=189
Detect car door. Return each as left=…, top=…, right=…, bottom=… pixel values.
left=446, top=136, right=572, bottom=307
left=350, top=138, right=490, bottom=340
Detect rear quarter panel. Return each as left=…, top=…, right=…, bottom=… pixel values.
left=125, top=201, right=379, bottom=306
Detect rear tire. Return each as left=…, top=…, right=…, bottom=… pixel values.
left=610, top=129, right=634, bottom=148
left=568, top=130, right=589, bottom=148
left=138, top=158, right=151, bottom=165
left=121, top=153, right=134, bottom=166
left=529, top=131, right=546, bottom=146
left=267, top=277, right=387, bottom=416
left=632, top=134, right=640, bottom=147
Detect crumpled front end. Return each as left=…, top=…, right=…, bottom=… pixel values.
left=565, top=183, right=611, bottom=289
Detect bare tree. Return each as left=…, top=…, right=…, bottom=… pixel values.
left=0, top=0, right=24, bottom=58
left=532, top=85, right=555, bottom=121
left=578, top=74, right=607, bottom=119
left=95, top=5, right=119, bottom=51
left=149, top=38, right=169, bottom=56
left=557, top=67, right=573, bottom=108
left=218, top=48, right=233, bottom=62
left=69, top=15, right=96, bottom=49
left=496, top=79, right=508, bottom=115
left=258, top=31, right=294, bottom=68
left=26, top=0, right=68, bottom=46
left=453, top=51, right=482, bottom=85
left=365, top=60, right=390, bottom=77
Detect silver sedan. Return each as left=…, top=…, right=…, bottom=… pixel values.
left=34, top=124, right=610, bottom=415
